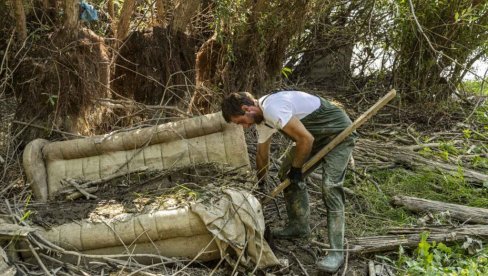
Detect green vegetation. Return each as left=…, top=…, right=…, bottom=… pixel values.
left=392, top=0, right=488, bottom=102
left=462, top=80, right=488, bottom=96
left=345, top=105, right=488, bottom=272
left=395, top=232, right=488, bottom=275
left=346, top=167, right=488, bottom=236
left=345, top=167, right=488, bottom=274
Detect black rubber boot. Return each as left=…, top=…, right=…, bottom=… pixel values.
left=271, top=182, right=311, bottom=239
left=317, top=210, right=345, bottom=273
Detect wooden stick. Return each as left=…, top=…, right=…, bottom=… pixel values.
left=263, top=89, right=397, bottom=204
left=63, top=179, right=98, bottom=200
left=341, top=239, right=350, bottom=276
left=291, top=251, right=309, bottom=276
left=65, top=187, right=99, bottom=201
left=59, top=166, right=149, bottom=195
left=368, top=260, right=376, bottom=276
left=27, top=240, right=53, bottom=276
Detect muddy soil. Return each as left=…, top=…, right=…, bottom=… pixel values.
left=29, top=163, right=255, bottom=228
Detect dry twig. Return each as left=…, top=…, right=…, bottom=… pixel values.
left=291, top=251, right=309, bottom=276
left=62, top=179, right=98, bottom=200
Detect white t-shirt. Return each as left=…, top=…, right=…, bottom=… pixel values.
left=256, top=91, right=321, bottom=143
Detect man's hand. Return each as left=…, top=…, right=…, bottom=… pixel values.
left=287, top=166, right=303, bottom=185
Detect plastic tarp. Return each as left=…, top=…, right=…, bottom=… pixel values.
left=192, top=188, right=280, bottom=269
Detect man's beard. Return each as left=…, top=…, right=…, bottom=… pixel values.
left=252, top=113, right=264, bottom=124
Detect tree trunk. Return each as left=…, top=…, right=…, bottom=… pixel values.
left=107, top=0, right=114, bottom=20
left=354, top=139, right=488, bottom=185
left=171, top=0, right=199, bottom=33
left=116, top=0, right=137, bottom=43
left=42, top=0, right=58, bottom=23
left=293, top=9, right=355, bottom=88
left=64, top=0, right=78, bottom=32
left=189, top=0, right=310, bottom=113
left=296, top=44, right=353, bottom=87
left=392, top=195, right=488, bottom=224
left=188, top=35, right=222, bottom=114
left=155, top=0, right=167, bottom=26
left=392, top=1, right=488, bottom=104
left=12, top=29, right=112, bottom=145
left=290, top=1, right=373, bottom=89
left=346, top=225, right=488, bottom=254
left=11, top=0, right=27, bottom=41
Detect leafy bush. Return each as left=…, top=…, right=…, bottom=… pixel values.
left=462, top=80, right=488, bottom=96
left=396, top=232, right=488, bottom=275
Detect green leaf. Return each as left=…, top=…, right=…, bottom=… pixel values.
left=20, top=210, right=32, bottom=222
left=436, top=242, right=452, bottom=254
left=281, top=66, right=293, bottom=79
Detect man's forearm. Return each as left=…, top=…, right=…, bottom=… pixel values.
left=281, top=116, right=314, bottom=171
left=256, top=154, right=269, bottom=181
left=256, top=140, right=271, bottom=181
left=291, top=139, right=313, bottom=169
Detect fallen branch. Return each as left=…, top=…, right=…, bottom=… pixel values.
left=311, top=225, right=488, bottom=254
left=80, top=166, right=149, bottom=189
left=65, top=187, right=98, bottom=201
left=27, top=240, right=52, bottom=276
left=368, top=260, right=375, bottom=276
left=349, top=225, right=488, bottom=254
left=404, top=141, right=462, bottom=151
left=394, top=152, right=488, bottom=185
left=98, top=98, right=191, bottom=117
left=58, top=166, right=149, bottom=196
left=0, top=222, right=36, bottom=238
left=392, top=195, right=488, bottom=224
left=62, top=179, right=97, bottom=200
left=354, top=139, right=488, bottom=185
left=12, top=120, right=84, bottom=138
left=291, top=252, right=309, bottom=276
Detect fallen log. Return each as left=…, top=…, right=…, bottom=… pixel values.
left=0, top=223, right=36, bottom=239
left=348, top=225, right=488, bottom=254
left=394, top=152, right=488, bottom=185
left=354, top=139, right=488, bottom=186
left=392, top=195, right=488, bottom=224
left=0, top=218, right=36, bottom=239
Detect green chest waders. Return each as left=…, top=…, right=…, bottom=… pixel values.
left=273, top=97, right=356, bottom=273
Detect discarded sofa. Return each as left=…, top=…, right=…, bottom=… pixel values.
left=22, top=112, right=280, bottom=268
left=23, top=112, right=250, bottom=201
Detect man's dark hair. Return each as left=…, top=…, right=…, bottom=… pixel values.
left=221, top=92, right=256, bottom=123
